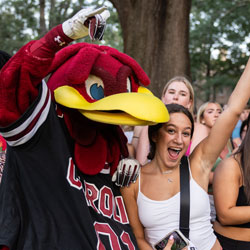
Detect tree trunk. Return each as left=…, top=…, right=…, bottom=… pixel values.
left=109, top=0, right=191, bottom=97
left=39, top=0, right=47, bottom=36
left=49, top=0, right=56, bottom=30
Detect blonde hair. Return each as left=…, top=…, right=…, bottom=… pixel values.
left=197, top=102, right=222, bottom=124
left=197, top=102, right=234, bottom=152
left=161, top=76, right=194, bottom=113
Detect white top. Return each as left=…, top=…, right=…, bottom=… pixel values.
left=124, top=131, right=133, bottom=144
left=137, top=165, right=216, bottom=250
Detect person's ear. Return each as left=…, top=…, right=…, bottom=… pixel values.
left=151, top=131, right=159, bottom=143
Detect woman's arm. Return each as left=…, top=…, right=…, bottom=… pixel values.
left=120, top=182, right=153, bottom=250
left=131, top=126, right=143, bottom=153
left=136, top=126, right=150, bottom=165
left=213, top=157, right=250, bottom=225
left=191, top=58, right=250, bottom=179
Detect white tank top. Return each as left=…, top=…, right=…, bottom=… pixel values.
left=137, top=165, right=216, bottom=250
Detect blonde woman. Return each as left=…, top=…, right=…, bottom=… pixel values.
left=191, top=102, right=222, bottom=151
left=161, top=76, right=194, bottom=113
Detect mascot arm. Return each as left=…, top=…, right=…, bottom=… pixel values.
left=0, top=7, right=109, bottom=127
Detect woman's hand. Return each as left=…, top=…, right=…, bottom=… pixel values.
left=163, top=235, right=174, bottom=250
left=163, top=235, right=188, bottom=250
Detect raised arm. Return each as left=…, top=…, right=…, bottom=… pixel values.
left=190, top=57, right=250, bottom=186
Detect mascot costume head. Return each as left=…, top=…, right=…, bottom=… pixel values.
left=47, top=42, right=168, bottom=176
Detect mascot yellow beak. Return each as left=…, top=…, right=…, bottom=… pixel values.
left=54, top=86, right=169, bottom=125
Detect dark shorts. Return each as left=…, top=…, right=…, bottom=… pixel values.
left=215, top=231, right=250, bottom=250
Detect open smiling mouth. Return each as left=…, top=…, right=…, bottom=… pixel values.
left=168, top=148, right=182, bottom=158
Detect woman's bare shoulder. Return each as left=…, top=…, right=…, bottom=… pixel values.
left=214, top=155, right=241, bottom=177
left=214, top=155, right=242, bottom=188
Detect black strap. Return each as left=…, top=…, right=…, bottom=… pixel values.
left=179, top=155, right=190, bottom=239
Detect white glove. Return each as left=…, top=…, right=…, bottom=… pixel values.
left=112, top=158, right=140, bottom=187
left=62, top=6, right=110, bottom=40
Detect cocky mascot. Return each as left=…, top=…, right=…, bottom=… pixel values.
left=0, top=6, right=168, bottom=250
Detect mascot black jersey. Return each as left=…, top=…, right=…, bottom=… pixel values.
left=0, top=83, right=138, bottom=250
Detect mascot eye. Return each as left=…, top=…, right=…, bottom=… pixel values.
left=127, top=77, right=132, bottom=92
left=90, top=83, right=104, bottom=100
left=85, top=75, right=105, bottom=100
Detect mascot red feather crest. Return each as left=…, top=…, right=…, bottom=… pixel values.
left=48, top=43, right=150, bottom=90
left=0, top=6, right=169, bottom=250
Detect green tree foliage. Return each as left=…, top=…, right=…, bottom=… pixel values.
left=2, top=0, right=250, bottom=104
left=0, top=0, right=38, bottom=54
left=0, top=0, right=122, bottom=55
left=190, top=0, right=250, bottom=102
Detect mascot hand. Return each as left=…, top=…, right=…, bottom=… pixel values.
left=112, top=158, right=140, bottom=187
left=62, top=6, right=110, bottom=40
